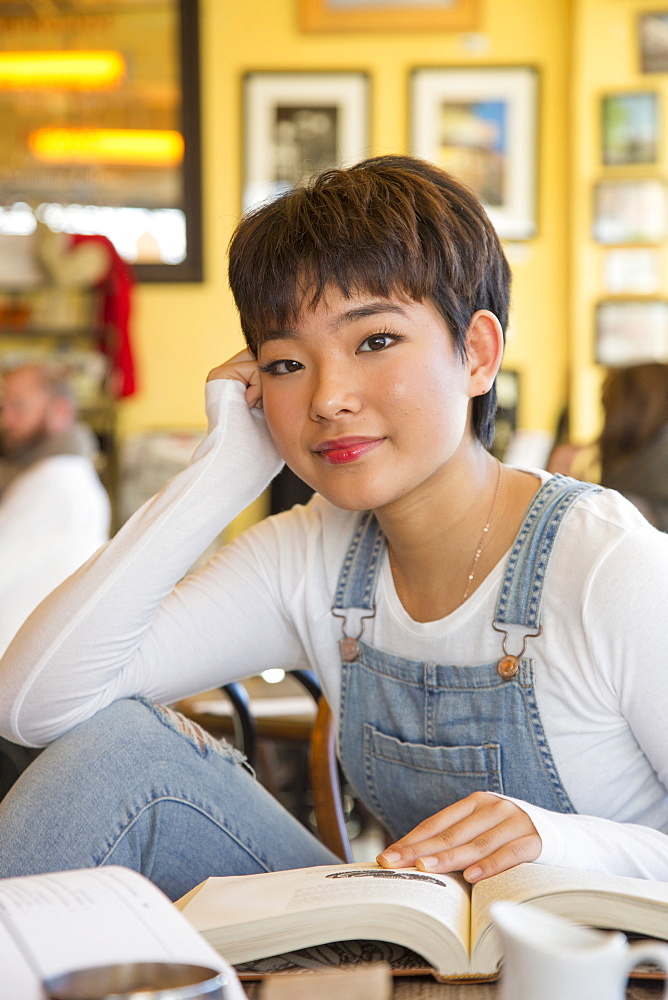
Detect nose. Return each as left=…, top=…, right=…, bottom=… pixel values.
left=308, top=365, right=363, bottom=422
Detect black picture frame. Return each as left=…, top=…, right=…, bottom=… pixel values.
left=136, top=0, right=203, bottom=283
left=0, top=0, right=203, bottom=284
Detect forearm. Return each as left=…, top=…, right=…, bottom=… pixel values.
left=505, top=796, right=668, bottom=881
left=0, top=380, right=283, bottom=747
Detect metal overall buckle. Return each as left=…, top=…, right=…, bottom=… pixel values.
left=331, top=607, right=376, bottom=662
left=492, top=621, right=543, bottom=679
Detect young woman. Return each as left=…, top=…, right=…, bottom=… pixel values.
left=1, top=156, right=667, bottom=901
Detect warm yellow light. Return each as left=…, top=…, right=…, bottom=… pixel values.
left=0, top=51, right=125, bottom=90
left=29, top=128, right=184, bottom=166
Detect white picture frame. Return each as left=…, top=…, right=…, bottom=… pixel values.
left=592, top=178, right=667, bottom=245
left=410, top=66, right=539, bottom=240
left=596, top=299, right=668, bottom=366
left=242, top=71, right=370, bottom=213
left=602, top=247, right=662, bottom=295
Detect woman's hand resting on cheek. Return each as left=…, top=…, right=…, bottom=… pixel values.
left=377, top=792, right=542, bottom=883
left=207, top=349, right=263, bottom=410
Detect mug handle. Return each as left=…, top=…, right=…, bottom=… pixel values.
left=625, top=941, right=668, bottom=997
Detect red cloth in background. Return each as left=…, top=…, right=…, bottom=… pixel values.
left=71, top=233, right=137, bottom=398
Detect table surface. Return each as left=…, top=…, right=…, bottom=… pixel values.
left=244, top=974, right=666, bottom=998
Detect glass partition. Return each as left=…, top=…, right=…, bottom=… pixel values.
left=0, top=0, right=202, bottom=282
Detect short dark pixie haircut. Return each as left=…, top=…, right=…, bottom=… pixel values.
left=228, top=154, right=511, bottom=449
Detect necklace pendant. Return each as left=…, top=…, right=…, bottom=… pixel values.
left=497, top=654, right=519, bottom=679
left=340, top=637, right=360, bottom=662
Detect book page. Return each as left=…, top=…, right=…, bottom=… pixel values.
left=470, top=862, right=668, bottom=971
left=0, top=866, right=246, bottom=1000
left=178, top=862, right=472, bottom=975
left=0, top=916, right=41, bottom=1000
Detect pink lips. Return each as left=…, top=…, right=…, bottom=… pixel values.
left=314, top=437, right=384, bottom=465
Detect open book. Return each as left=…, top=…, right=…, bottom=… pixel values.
left=176, top=860, right=668, bottom=982
left=0, top=866, right=247, bottom=1000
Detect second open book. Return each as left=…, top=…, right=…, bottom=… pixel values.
left=176, top=860, right=668, bottom=982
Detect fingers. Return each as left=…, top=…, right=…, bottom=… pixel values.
left=450, top=833, right=541, bottom=883
left=207, top=350, right=263, bottom=409
left=376, top=792, right=541, bottom=883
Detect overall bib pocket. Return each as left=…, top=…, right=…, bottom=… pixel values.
left=362, top=723, right=504, bottom=838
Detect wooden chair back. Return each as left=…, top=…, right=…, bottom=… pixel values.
left=309, top=697, right=353, bottom=862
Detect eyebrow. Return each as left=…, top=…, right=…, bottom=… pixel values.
left=333, top=302, right=410, bottom=327
left=261, top=301, right=410, bottom=343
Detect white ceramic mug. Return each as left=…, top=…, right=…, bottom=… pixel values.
left=491, top=900, right=668, bottom=1000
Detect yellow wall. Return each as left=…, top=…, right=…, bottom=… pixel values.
left=570, top=0, right=668, bottom=443
left=119, top=0, right=574, bottom=455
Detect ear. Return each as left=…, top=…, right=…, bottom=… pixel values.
left=465, top=310, right=504, bottom=398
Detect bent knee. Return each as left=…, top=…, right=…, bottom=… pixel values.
left=143, top=699, right=249, bottom=766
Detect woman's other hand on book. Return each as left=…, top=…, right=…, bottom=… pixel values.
left=207, top=350, right=263, bottom=410
left=376, top=792, right=541, bottom=883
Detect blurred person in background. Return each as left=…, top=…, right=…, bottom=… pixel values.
left=0, top=364, right=111, bottom=656
left=598, top=363, right=668, bottom=532
left=547, top=363, right=668, bottom=532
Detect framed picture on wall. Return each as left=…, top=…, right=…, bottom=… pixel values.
left=600, top=92, right=659, bottom=166
left=242, top=71, right=370, bottom=213
left=0, top=0, right=203, bottom=283
left=596, top=299, right=668, bottom=365
left=410, top=66, right=539, bottom=240
left=298, top=0, right=480, bottom=32
left=638, top=12, right=668, bottom=73
left=592, top=178, right=668, bottom=244
left=602, top=247, right=662, bottom=295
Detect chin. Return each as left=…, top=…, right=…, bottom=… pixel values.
left=285, top=457, right=407, bottom=513
left=313, top=481, right=400, bottom=513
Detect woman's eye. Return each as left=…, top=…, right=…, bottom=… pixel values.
left=357, top=334, right=397, bottom=353
left=259, top=359, right=304, bottom=376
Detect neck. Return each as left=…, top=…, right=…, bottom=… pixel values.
left=376, top=447, right=501, bottom=621
left=376, top=453, right=541, bottom=622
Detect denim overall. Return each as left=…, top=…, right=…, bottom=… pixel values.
left=333, top=475, right=601, bottom=841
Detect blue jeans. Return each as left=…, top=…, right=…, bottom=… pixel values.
left=0, top=698, right=337, bottom=900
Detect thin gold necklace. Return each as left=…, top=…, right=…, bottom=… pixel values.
left=461, top=457, right=502, bottom=602
left=388, top=458, right=503, bottom=612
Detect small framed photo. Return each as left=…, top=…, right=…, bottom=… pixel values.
left=639, top=12, right=668, bottom=73
left=242, top=71, right=370, bottom=213
left=298, top=0, right=480, bottom=32
left=600, top=92, right=659, bottom=166
left=596, top=299, right=668, bottom=365
left=592, top=178, right=668, bottom=244
left=410, top=66, right=539, bottom=240
left=602, top=247, right=662, bottom=295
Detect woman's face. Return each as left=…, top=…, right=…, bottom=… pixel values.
left=256, top=286, right=478, bottom=514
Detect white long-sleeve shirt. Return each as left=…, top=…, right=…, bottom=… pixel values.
left=0, top=454, right=110, bottom=656
left=1, top=380, right=668, bottom=879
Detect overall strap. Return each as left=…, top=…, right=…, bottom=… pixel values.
left=492, top=476, right=601, bottom=674
left=495, top=475, right=601, bottom=629
left=332, top=510, right=385, bottom=651
left=333, top=510, right=385, bottom=611
left=332, top=476, right=602, bottom=663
